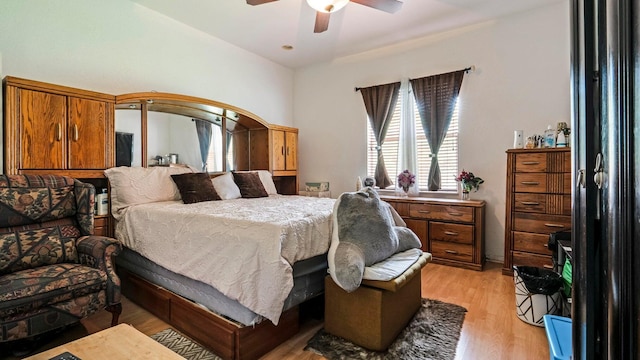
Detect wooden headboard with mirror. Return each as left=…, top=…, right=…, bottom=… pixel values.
left=3, top=76, right=299, bottom=196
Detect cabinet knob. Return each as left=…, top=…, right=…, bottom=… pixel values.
left=522, top=161, right=540, bottom=165
left=444, top=231, right=459, bottom=236
left=444, top=250, right=459, bottom=255
left=73, top=124, right=79, bottom=142
left=56, top=123, right=62, bottom=141
left=521, top=181, right=540, bottom=185
left=448, top=212, right=463, bottom=217
left=520, top=201, right=540, bottom=206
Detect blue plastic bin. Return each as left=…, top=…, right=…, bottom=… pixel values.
left=543, top=315, right=572, bottom=360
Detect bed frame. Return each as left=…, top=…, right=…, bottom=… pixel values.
left=118, top=268, right=300, bottom=360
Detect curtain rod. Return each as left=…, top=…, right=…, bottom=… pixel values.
left=354, top=65, right=475, bottom=92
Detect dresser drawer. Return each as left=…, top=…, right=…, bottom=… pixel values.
left=512, top=251, right=554, bottom=270
left=514, top=193, right=546, bottom=213
left=512, top=231, right=553, bottom=256
left=514, top=194, right=571, bottom=215
left=515, top=153, right=547, bottom=172
left=94, top=216, right=109, bottom=236
left=513, top=212, right=571, bottom=233
left=385, top=200, right=409, bottom=217
left=431, top=240, right=473, bottom=263
left=514, top=173, right=571, bottom=194
left=430, top=222, right=473, bottom=245
left=409, top=203, right=473, bottom=222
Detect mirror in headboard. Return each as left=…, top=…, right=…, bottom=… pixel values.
left=114, top=92, right=271, bottom=173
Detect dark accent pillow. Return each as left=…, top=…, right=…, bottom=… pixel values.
left=232, top=172, right=268, bottom=198
left=171, top=173, right=220, bottom=204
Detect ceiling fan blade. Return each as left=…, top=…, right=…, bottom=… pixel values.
left=246, top=0, right=278, bottom=5
left=314, top=12, right=330, bottom=33
left=350, top=0, right=403, bottom=13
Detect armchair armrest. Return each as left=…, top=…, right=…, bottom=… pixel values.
left=77, top=235, right=123, bottom=305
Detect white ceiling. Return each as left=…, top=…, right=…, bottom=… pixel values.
left=130, top=0, right=565, bottom=69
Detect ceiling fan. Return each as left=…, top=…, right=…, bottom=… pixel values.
left=246, top=0, right=403, bottom=33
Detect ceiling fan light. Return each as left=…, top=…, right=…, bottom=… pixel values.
left=306, top=0, right=349, bottom=13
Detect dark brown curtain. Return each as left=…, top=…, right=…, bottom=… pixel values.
left=411, top=70, right=465, bottom=191
left=360, top=82, right=401, bottom=189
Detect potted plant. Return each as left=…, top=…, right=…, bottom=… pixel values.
left=455, top=170, right=484, bottom=200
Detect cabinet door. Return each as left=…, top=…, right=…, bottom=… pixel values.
left=272, top=130, right=286, bottom=171
left=285, top=131, right=297, bottom=170
left=405, top=218, right=428, bottom=252
left=68, top=97, right=111, bottom=169
left=19, top=89, right=66, bottom=169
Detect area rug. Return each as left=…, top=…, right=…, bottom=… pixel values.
left=305, top=298, right=467, bottom=360
left=151, top=328, right=220, bottom=360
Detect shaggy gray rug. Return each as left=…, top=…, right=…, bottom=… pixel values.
left=305, top=298, right=467, bottom=360
left=151, top=328, right=220, bottom=360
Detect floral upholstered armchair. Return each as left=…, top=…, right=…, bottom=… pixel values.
left=0, top=174, right=122, bottom=342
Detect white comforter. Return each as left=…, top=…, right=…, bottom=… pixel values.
left=115, top=195, right=335, bottom=324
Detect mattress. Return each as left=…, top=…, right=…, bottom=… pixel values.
left=116, top=247, right=328, bottom=326
left=115, top=195, right=335, bottom=324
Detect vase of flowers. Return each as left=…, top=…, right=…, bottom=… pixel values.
left=397, top=169, right=416, bottom=197
left=455, top=169, right=484, bottom=200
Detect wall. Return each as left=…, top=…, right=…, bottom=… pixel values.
left=293, top=2, right=571, bottom=262
left=0, top=0, right=293, bottom=128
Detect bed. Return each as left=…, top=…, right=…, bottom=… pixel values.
left=104, top=167, right=335, bottom=359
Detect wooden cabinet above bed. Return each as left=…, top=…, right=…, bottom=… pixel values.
left=3, top=76, right=115, bottom=178
left=3, top=76, right=299, bottom=194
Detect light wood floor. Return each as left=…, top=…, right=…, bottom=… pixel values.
left=1, top=262, right=549, bottom=360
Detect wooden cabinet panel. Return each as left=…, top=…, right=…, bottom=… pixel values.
left=405, top=218, right=427, bottom=251
left=68, top=97, right=112, bottom=169
left=285, top=131, right=297, bottom=171
left=514, top=193, right=547, bottom=213
left=272, top=130, right=286, bottom=171
left=19, top=89, right=66, bottom=169
left=94, top=216, right=109, bottom=236
left=383, top=196, right=485, bottom=271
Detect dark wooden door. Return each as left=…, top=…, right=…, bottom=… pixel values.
left=572, top=0, right=640, bottom=358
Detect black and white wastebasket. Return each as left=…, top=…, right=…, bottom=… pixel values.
left=513, top=266, right=563, bottom=327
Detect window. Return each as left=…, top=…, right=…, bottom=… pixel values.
left=367, top=89, right=459, bottom=191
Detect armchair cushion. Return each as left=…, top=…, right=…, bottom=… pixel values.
left=0, top=175, right=77, bottom=228
left=0, top=219, right=80, bottom=275
left=0, top=263, right=107, bottom=318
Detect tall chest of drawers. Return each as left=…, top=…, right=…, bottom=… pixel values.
left=381, top=196, right=485, bottom=271
left=503, top=148, right=571, bottom=275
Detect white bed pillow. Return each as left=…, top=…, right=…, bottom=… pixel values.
left=104, top=166, right=193, bottom=219
left=256, top=170, right=278, bottom=195
left=211, top=172, right=242, bottom=200
left=234, top=170, right=278, bottom=195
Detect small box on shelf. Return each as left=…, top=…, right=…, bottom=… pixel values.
left=299, top=190, right=331, bottom=198
left=305, top=182, right=329, bottom=192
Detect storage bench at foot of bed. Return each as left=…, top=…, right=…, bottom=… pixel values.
left=119, top=268, right=300, bottom=360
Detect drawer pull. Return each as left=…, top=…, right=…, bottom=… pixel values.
left=418, top=210, right=431, bottom=214
left=543, top=264, right=554, bottom=269
left=521, top=181, right=540, bottom=185
left=444, top=231, right=459, bottom=236
left=73, top=124, right=79, bottom=142
left=448, top=212, right=463, bottom=217
left=444, top=250, right=459, bottom=255
left=545, top=223, right=565, bottom=228
left=543, top=244, right=548, bottom=248
left=56, top=123, right=62, bottom=141
left=522, top=161, right=540, bottom=165
left=520, top=201, right=540, bottom=206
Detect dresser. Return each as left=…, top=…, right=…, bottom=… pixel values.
left=381, top=195, right=486, bottom=271
left=503, top=148, right=571, bottom=275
